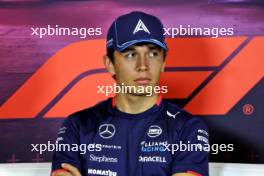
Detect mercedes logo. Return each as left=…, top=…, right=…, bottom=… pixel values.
left=99, top=124, right=116, bottom=139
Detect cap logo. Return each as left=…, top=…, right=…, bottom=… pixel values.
left=133, top=19, right=150, bottom=35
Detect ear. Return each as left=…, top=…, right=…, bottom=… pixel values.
left=161, top=59, right=166, bottom=72
left=103, top=55, right=116, bottom=75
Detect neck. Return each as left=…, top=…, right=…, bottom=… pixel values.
left=114, top=93, right=159, bottom=114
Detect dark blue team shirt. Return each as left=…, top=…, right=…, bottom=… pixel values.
left=52, top=97, right=209, bottom=176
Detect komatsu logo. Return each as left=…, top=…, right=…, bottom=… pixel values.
left=87, top=168, right=117, bottom=176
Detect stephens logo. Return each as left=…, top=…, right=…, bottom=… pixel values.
left=89, top=154, right=118, bottom=163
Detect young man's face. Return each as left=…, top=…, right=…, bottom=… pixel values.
left=105, top=43, right=166, bottom=96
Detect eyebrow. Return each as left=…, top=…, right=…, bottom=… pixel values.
left=122, top=47, right=135, bottom=53
left=148, top=45, right=162, bottom=51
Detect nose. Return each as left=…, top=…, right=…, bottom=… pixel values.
left=136, top=55, right=149, bottom=72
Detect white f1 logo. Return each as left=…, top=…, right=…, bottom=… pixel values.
left=133, top=19, right=150, bottom=34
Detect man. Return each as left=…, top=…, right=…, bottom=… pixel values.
left=51, top=11, right=209, bottom=176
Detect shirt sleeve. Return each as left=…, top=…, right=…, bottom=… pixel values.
left=51, top=116, right=82, bottom=173
left=171, top=117, right=209, bottom=176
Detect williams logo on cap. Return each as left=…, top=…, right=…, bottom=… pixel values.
left=133, top=19, right=151, bottom=35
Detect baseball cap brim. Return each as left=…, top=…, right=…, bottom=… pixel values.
left=114, top=38, right=168, bottom=52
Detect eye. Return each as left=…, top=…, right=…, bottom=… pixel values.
left=124, top=52, right=137, bottom=59
left=148, top=50, right=159, bottom=58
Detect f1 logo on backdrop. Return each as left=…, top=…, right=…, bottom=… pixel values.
left=0, top=37, right=263, bottom=119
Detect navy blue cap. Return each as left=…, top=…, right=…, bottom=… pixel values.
left=106, top=11, right=167, bottom=52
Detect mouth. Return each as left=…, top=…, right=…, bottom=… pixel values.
left=134, top=77, right=151, bottom=85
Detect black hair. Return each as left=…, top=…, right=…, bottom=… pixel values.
left=107, top=48, right=115, bottom=63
